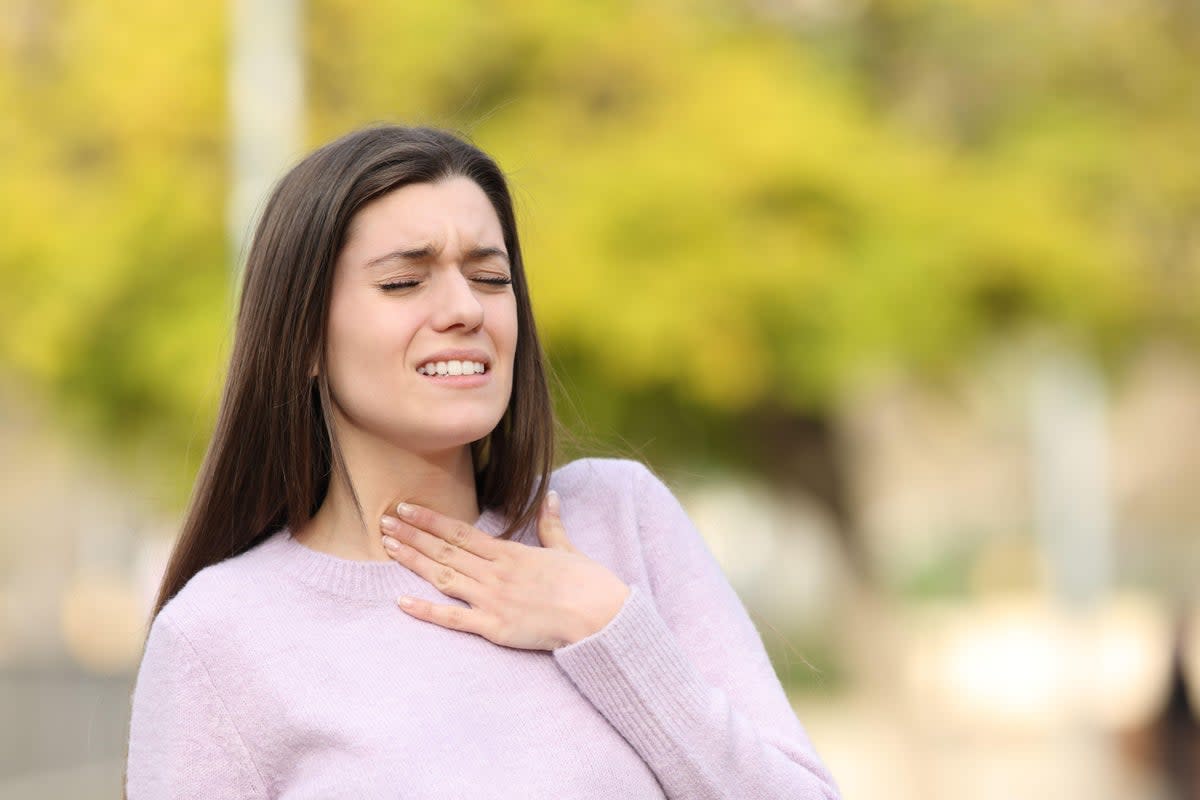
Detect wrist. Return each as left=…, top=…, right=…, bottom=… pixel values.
left=563, top=582, right=630, bottom=646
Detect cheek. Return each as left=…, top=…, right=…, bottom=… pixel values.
left=490, top=296, right=519, bottom=352
left=325, top=293, right=414, bottom=377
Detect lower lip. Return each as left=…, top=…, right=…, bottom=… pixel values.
left=417, top=369, right=492, bottom=388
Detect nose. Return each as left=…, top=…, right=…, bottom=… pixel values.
left=429, top=270, right=485, bottom=333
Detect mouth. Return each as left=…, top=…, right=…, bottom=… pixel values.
left=415, top=359, right=490, bottom=377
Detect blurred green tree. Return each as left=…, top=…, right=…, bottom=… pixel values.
left=0, top=0, right=230, bottom=496
left=1, top=0, right=1194, bottom=582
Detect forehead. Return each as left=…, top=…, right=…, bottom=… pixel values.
left=342, top=177, right=503, bottom=257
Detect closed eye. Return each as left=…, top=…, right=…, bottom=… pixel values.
left=379, top=276, right=513, bottom=291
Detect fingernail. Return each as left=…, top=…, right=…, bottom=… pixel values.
left=396, top=502, right=415, bottom=518
left=380, top=515, right=400, bottom=532
left=547, top=490, right=560, bottom=514
left=381, top=535, right=399, bottom=550
left=398, top=596, right=413, bottom=608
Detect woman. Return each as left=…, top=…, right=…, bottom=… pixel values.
left=125, top=124, right=842, bottom=799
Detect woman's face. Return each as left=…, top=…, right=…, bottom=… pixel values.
left=322, top=177, right=518, bottom=456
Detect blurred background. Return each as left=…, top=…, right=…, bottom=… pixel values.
left=2, top=0, right=1199, bottom=796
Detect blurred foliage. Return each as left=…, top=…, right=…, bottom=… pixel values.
left=0, top=0, right=1196, bottom=508
left=0, top=0, right=230, bottom=500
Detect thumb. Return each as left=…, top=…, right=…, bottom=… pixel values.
left=538, top=490, right=576, bottom=552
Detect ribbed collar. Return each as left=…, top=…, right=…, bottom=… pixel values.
left=255, top=506, right=517, bottom=602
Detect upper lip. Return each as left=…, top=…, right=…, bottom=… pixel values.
left=415, top=349, right=492, bottom=370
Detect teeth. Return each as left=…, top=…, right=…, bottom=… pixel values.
left=418, top=360, right=487, bottom=376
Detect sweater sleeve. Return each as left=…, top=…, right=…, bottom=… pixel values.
left=551, top=461, right=841, bottom=800
left=126, top=610, right=269, bottom=800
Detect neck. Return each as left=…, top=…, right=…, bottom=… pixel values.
left=296, top=421, right=481, bottom=562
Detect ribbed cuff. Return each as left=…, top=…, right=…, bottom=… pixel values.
left=551, top=583, right=714, bottom=761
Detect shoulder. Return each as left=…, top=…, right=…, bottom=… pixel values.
left=150, top=534, right=280, bottom=650
left=549, top=456, right=661, bottom=495
left=548, top=457, right=684, bottom=511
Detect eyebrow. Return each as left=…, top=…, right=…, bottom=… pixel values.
left=364, top=244, right=510, bottom=270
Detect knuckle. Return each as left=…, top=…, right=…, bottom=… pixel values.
left=435, top=566, right=455, bottom=589
left=489, top=560, right=512, bottom=584
left=452, top=524, right=470, bottom=546
left=446, top=605, right=464, bottom=629
left=438, top=543, right=456, bottom=563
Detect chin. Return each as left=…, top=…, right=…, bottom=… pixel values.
left=388, top=419, right=503, bottom=455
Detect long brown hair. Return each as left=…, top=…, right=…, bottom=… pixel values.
left=150, top=124, right=557, bottom=622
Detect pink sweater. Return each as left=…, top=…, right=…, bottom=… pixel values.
left=126, top=457, right=841, bottom=799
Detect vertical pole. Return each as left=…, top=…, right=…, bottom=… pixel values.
left=1029, top=343, right=1112, bottom=610
left=227, top=0, right=304, bottom=282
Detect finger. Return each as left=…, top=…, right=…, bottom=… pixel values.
left=380, top=535, right=489, bottom=609
left=382, top=515, right=494, bottom=584
left=394, top=503, right=505, bottom=561
left=397, top=595, right=491, bottom=637
left=537, top=490, right=577, bottom=552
